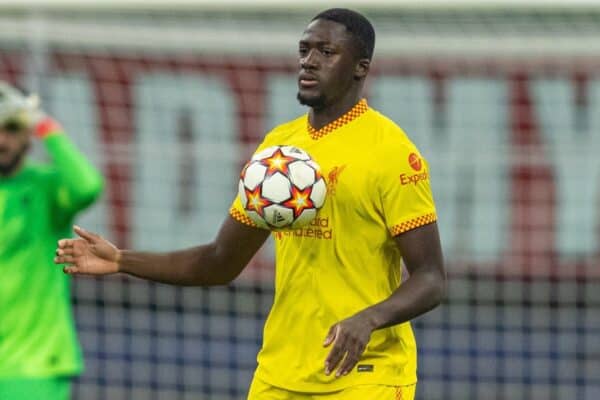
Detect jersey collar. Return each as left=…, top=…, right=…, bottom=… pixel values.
left=307, top=99, right=369, bottom=140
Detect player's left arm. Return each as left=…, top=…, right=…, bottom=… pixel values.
left=323, top=222, right=445, bottom=377
left=37, top=117, right=104, bottom=216
left=324, top=137, right=445, bottom=378
left=370, top=221, right=446, bottom=329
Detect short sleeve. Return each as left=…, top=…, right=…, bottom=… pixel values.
left=377, top=141, right=437, bottom=236
left=229, top=195, right=262, bottom=228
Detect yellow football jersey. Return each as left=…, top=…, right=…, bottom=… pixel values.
left=230, top=99, right=437, bottom=392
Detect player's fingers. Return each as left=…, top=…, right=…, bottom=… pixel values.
left=324, top=336, right=347, bottom=375
left=57, top=239, right=75, bottom=248
left=74, top=225, right=99, bottom=243
left=326, top=348, right=347, bottom=377
left=336, top=343, right=364, bottom=377
left=63, top=265, right=80, bottom=275
left=56, top=243, right=80, bottom=256
left=54, top=255, right=75, bottom=264
left=323, top=324, right=339, bottom=347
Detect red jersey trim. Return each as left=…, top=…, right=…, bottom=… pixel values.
left=390, top=213, right=437, bottom=236
left=307, top=99, right=368, bottom=140
left=229, top=207, right=258, bottom=228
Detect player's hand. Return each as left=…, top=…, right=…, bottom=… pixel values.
left=30, top=111, right=64, bottom=139
left=54, top=225, right=121, bottom=275
left=0, top=84, right=58, bottom=137
left=19, top=92, right=64, bottom=138
left=323, top=313, right=375, bottom=378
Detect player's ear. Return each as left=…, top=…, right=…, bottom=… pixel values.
left=354, top=58, right=370, bottom=80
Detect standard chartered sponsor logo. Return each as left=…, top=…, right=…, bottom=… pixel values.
left=275, top=216, right=332, bottom=240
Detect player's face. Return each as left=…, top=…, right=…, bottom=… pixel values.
left=0, top=117, right=31, bottom=176
left=297, top=19, right=359, bottom=109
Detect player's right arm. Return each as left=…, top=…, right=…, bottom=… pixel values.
left=54, top=217, right=269, bottom=286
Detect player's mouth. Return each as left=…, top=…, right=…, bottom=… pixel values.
left=298, top=73, right=318, bottom=89
left=0, top=152, right=14, bottom=165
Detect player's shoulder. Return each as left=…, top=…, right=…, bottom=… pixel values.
left=15, top=163, right=58, bottom=193
left=365, top=107, right=420, bottom=155
left=364, top=109, right=430, bottom=178
left=263, top=114, right=306, bottom=142
left=22, top=162, right=57, bottom=180
left=252, top=114, right=306, bottom=150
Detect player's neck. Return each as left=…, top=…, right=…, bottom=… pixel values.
left=309, top=93, right=362, bottom=131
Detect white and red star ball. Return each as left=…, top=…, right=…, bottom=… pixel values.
left=238, top=145, right=327, bottom=229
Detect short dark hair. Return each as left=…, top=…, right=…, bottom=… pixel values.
left=312, top=8, right=375, bottom=61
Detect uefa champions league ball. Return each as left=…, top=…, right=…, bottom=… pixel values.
left=238, top=145, right=327, bottom=229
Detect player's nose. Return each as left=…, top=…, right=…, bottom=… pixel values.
left=300, top=49, right=319, bottom=70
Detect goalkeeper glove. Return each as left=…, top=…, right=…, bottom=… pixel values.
left=0, top=81, right=62, bottom=138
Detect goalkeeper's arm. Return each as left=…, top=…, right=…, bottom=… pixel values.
left=54, top=217, right=270, bottom=286
left=37, top=117, right=104, bottom=214
left=14, top=89, right=104, bottom=215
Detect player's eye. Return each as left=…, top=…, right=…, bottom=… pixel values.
left=321, top=48, right=334, bottom=57
left=298, top=47, right=308, bottom=57
left=1, top=119, right=27, bottom=134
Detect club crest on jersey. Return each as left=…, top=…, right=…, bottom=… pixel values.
left=326, top=165, right=346, bottom=196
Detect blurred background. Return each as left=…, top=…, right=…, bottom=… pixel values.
left=1, top=0, right=598, bottom=399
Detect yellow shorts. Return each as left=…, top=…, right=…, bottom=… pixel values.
left=247, top=377, right=416, bottom=400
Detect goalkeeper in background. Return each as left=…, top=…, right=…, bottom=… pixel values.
left=0, top=82, right=104, bottom=400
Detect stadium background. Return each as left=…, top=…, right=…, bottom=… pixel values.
left=0, top=1, right=598, bottom=399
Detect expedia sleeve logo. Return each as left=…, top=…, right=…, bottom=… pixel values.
left=400, top=153, right=429, bottom=185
